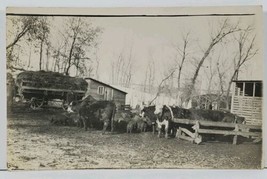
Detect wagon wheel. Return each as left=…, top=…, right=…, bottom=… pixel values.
left=30, top=97, right=44, bottom=110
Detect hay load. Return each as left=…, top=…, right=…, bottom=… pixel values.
left=16, top=71, right=88, bottom=91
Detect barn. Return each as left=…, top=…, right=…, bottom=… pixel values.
left=231, top=80, right=263, bottom=125
left=84, top=77, right=127, bottom=107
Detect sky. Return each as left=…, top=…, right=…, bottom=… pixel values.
left=6, top=7, right=264, bottom=92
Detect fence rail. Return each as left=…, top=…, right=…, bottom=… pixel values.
left=174, top=118, right=262, bottom=145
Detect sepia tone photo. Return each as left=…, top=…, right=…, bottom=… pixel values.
left=6, top=6, right=263, bottom=170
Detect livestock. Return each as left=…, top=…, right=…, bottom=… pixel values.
left=113, top=110, right=134, bottom=132
left=157, top=105, right=178, bottom=138
left=50, top=112, right=78, bottom=126
left=137, top=120, right=147, bottom=132
left=68, top=99, right=116, bottom=134
left=141, top=106, right=158, bottom=134
left=188, top=109, right=245, bottom=124
left=164, top=106, right=245, bottom=124
left=127, top=120, right=136, bottom=134
left=67, top=95, right=97, bottom=113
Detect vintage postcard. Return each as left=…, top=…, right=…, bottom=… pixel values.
left=6, top=6, right=263, bottom=170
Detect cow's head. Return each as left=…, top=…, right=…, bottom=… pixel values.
left=154, top=104, right=163, bottom=115
left=235, top=115, right=246, bottom=124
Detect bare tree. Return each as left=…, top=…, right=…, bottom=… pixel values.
left=188, top=19, right=241, bottom=100
left=143, top=53, right=155, bottom=93
left=149, top=68, right=176, bottom=105
left=175, top=33, right=190, bottom=93
left=94, top=48, right=100, bottom=80
left=111, top=44, right=134, bottom=87
left=30, top=17, right=50, bottom=71
left=225, top=26, right=258, bottom=109
left=6, top=16, right=41, bottom=71
left=172, top=32, right=191, bottom=105
left=204, top=57, right=217, bottom=94
left=56, top=17, right=102, bottom=76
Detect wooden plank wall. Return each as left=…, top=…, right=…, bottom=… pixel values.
left=232, top=96, right=262, bottom=125
left=85, top=79, right=126, bottom=106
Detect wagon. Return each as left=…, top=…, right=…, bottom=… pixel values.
left=15, top=71, right=88, bottom=110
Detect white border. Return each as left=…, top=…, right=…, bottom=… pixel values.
left=0, top=0, right=266, bottom=178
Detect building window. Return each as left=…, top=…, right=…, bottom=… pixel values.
left=244, top=82, right=253, bottom=97
left=98, top=86, right=104, bottom=95
left=255, top=82, right=262, bottom=97
left=235, top=82, right=244, bottom=96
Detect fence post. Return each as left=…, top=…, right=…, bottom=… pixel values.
left=176, top=127, right=182, bottom=139
left=194, top=120, right=202, bottom=144
left=233, top=124, right=239, bottom=145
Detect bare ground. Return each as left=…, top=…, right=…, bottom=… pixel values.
left=7, top=107, right=262, bottom=170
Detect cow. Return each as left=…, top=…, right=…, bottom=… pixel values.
left=68, top=98, right=116, bottom=134
left=113, top=110, right=135, bottom=132
left=157, top=105, right=185, bottom=138
left=137, top=120, right=147, bottom=132
left=222, top=114, right=245, bottom=124
left=67, top=95, right=97, bottom=113
left=127, top=120, right=136, bottom=133
left=141, top=105, right=171, bottom=138
left=50, top=112, right=79, bottom=126
left=188, top=109, right=245, bottom=124
left=140, top=106, right=158, bottom=134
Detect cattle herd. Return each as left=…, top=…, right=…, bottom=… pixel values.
left=50, top=95, right=245, bottom=140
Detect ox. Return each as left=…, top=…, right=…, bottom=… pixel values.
left=188, top=109, right=245, bottom=124
left=141, top=106, right=158, bottom=134
left=141, top=105, right=174, bottom=138
left=68, top=97, right=116, bottom=134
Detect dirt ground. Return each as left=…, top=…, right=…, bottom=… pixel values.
left=7, top=106, right=262, bottom=170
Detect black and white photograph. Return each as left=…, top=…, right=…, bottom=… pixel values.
left=6, top=6, right=263, bottom=170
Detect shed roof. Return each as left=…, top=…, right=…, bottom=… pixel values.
left=233, top=80, right=262, bottom=83
left=84, top=77, right=127, bottom=94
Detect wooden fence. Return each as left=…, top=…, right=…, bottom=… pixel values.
left=174, top=118, right=262, bottom=145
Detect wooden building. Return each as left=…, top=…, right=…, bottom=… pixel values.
left=231, top=80, right=263, bottom=125
left=84, top=77, right=127, bottom=107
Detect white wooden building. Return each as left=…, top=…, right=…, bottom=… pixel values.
left=231, top=80, right=263, bottom=125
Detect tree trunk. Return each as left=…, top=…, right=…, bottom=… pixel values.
left=46, top=45, right=50, bottom=71
left=39, top=40, right=44, bottom=71
left=225, top=69, right=238, bottom=110
left=27, top=46, right=32, bottom=69
left=65, top=34, right=77, bottom=76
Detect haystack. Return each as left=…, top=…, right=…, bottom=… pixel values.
left=16, top=71, right=88, bottom=91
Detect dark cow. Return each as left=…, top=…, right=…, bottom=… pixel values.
left=67, top=95, right=97, bottom=113
left=158, top=105, right=186, bottom=138
left=165, top=106, right=245, bottom=124
left=141, top=105, right=172, bottom=138
left=155, top=105, right=246, bottom=138
left=141, top=106, right=158, bottom=134
left=50, top=112, right=79, bottom=126
left=188, top=109, right=245, bottom=124
left=113, top=110, right=135, bottom=132
left=68, top=97, right=116, bottom=134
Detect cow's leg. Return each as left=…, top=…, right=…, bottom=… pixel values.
left=102, top=120, right=109, bottom=134
left=111, top=121, right=114, bottom=132
left=82, top=117, right=87, bottom=131
left=157, top=124, right=162, bottom=138
left=165, top=121, right=169, bottom=139
left=152, top=124, right=155, bottom=134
